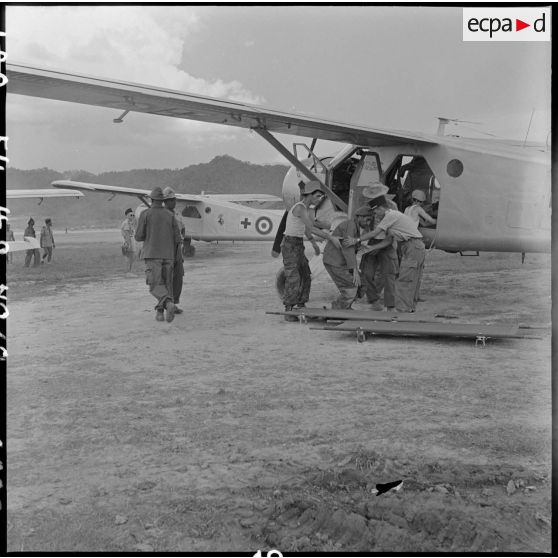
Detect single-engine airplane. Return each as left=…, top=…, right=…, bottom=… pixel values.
left=6, top=63, right=551, bottom=256
left=49, top=180, right=284, bottom=257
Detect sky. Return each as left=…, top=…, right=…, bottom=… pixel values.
left=5, top=4, right=552, bottom=173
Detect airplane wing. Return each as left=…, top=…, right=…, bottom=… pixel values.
left=7, top=237, right=41, bottom=252
left=51, top=180, right=281, bottom=204
left=200, top=193, right=283, bottom=203
left=7, top=63, right=437, bottom=148
left=7, top=188, right=84, bottom=199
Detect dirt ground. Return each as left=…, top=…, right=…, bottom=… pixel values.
left=6, top=236, right=552, bottom=553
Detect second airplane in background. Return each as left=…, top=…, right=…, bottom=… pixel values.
left=51, top=180, right=284, bottom=257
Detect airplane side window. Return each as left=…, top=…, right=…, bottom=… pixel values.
left=447, top=159, right=464, bottom=178
left=182, top=205, right=202, bottom=219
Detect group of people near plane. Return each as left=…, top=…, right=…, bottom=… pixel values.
left=122, top=186, right=185, bottom=323
left=128, top=178, right=433, bottom=325
left=276, top=180, right=436, bottom=321
left=16, top=217, right=56, bottom=267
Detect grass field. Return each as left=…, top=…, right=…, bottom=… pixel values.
left=6, top=238, right=552, bottom=553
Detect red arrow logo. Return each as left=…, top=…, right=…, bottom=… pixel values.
left=516, top=19, right=530, bottom=31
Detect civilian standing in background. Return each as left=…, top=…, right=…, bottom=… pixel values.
left=40, top=218, right=55, bottom=264
left=120, top=208, right=137, bottom=274
left=24, top=218, right=40, bottom=268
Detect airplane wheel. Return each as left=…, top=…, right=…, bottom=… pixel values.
left=183, top=244, right=196, bottom=258
left=275, top=267, right=286, bottom=300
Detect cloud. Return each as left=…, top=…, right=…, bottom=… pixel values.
left=6, top=6, right=268, bottom=170
left=7, top=5, right=264, bottom=104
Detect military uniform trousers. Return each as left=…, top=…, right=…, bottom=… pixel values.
left=323, top=263, right=358, bottom=309
left=395, top=238, right=425, bottom=312
left=360, top=245, right=398, bottom=308
left=281, top=236, right=311, bottom=307
left=173, top=241, right=184, bottom=305
left=144, top=258, right=174, bottom=311
left=24, top=249, right=41, bottom=267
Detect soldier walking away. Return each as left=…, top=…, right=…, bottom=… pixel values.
left=163, top=187, right=185, bottom=315
left=40, top=218, right=55, bottom=264
left=23, top=218, right=40, bottom=267
left=135, top=187, right=181, bottom=323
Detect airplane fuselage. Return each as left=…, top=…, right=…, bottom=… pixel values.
left=282, top=138, right=550, bottom=254
left=135, top=199, right=284, bottom=243
left=418, top=139, right=550, bottom=253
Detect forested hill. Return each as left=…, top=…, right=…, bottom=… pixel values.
left=7, top=155, right=289, bottom=230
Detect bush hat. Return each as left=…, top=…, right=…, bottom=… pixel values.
left=362, top=183, right=395, bottom=201
left=149, top=186, right=166, bottom=201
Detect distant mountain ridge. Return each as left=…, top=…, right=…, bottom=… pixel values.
left=7, top=155, right=289, bottom=230
left=8, top=155, right=288, bottom=194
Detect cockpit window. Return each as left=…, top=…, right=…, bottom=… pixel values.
left=182, top=205, right=202, bottom=219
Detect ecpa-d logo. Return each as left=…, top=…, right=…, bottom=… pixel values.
left=463, top=8, right=550, bottom=41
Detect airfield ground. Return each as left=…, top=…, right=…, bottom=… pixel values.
left=6, top=232, right=552, bottom=552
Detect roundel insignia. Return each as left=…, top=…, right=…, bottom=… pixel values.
left=255, top=216, right=273, bottom=235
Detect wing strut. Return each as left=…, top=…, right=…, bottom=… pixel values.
left=138, top=195, right=151, bottom=207
left=253, top=127, right=348, bottom=212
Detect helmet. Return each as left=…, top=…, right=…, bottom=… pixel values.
left=162, top=186, right=176, bottom=200
left=411, top=189, right=426, bottom=202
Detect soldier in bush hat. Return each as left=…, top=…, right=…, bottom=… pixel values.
left=162, top=186, right=185, bottom=315
left=135, top=186, right=182, bottom=322
left=149, top=186, right=166, bottom=201
left=321, top=205, right=375, bottom=310
left=357, top=183, right=399, bottom=310
left=344, top=195, right=425, bottom=313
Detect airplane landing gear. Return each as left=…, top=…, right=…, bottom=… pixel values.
left=182, top=239, right=196, bottom=258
